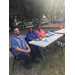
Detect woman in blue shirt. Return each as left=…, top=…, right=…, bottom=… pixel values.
left=26, top=27, right=42, bottom=58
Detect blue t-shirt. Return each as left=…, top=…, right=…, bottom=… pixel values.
left=26, top=32, right=38, bottom=42
left=10, top=35, right=27, bottom=56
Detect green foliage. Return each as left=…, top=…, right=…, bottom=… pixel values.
left=43, top=0, right=65, bottom=21
left=9, top=0, right=65, bottom=28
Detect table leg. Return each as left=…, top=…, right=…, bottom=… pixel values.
left=41, top=48, right=47, bottom=62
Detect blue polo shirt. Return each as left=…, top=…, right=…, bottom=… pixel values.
left=26, top=32, right=38, bottom=42
left=10, top=35, right=27, bottom=56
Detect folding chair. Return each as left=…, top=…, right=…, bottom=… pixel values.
left=53, top=41, right=65, bottom=55
left=25, top=37, right=28, bottom=44
left=9, top=47, right=25, bottom=70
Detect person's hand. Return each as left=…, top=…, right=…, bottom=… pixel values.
left=39, top=37, right=41, bottom=40
left=26, top=48, right=31, bottom=53
left=42, top=36, right=44, bottom=38
left=35, top=39, right=39, bottom=41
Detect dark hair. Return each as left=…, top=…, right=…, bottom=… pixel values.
left=28, top=27, right=33, bottom=33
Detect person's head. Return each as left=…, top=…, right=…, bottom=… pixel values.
left=37, top=25, right=41, bottom=30
left=28, top=27, right=33, bottom=33
left=13, top=28, right=20, bottom=36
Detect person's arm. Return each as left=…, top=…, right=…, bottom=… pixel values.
left=35, top=32, right=41, bottom=40
left=61, top=25, right=63, bottom=28
left=15, top=47, right=30, bottom=53
left=25, top=43, right=31, bottom=53
left=36, top=36, right=41, bottom=40
left=11, top=38, right=30, bottom=53
left=42, top=29, right=45, bottom=34
left=28, top=38, right=39, bottom=41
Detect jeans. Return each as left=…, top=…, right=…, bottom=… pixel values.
left=29, top=44, right=40, bottom=53
left=17, top=52, right=30, bottom=65
left=29, top=44, right=37, bottom=62
left=17, top=45, right=37, bottom=64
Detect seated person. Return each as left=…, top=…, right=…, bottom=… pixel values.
left=58, top=22, right=63, bottom=29
left=26, top=27, right=42, bottom=57
left=26, top=27, right=41, bottom=42
left=35, top=25, right=45, bottom=38
left=10, top=28, right=40, bottom=69
left=35, top=25, right=50, bottom=50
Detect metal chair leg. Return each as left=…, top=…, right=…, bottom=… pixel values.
left=12, top=57, right=17, bottom=70
left=18, top=59, right=25, bottom=66
left=12, top=60, right=15, bottom=70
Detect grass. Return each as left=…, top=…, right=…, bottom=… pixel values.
left=9, top=25, right=65, bottom=75
left=9, top=43, right=65, bottom=75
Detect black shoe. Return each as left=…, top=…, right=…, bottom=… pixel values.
left=32, top=60, right=40, bottom=64
left=25, top=64, right=32, bottom=69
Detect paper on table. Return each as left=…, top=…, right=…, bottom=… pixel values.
left=42, top=39, right=49, bottom=42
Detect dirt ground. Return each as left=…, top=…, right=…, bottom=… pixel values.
left=9, top=23, right=65, bottom=57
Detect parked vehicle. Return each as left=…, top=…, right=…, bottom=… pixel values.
left=47, top=20, right=51, bottom=23
left=26, top=22, right=33, bottom=26
left=41, top=21, right=48, bottom=25
left=14, top=23, right=27, bottom=29
left=53, top=18, right=65, bottom=23
left=53, top=20, right=60, bottom=23
left=32, top=21, right=41, bottom=28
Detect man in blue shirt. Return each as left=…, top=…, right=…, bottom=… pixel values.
left=26, top=30, right=39, bottom=42
left=10, top=28, right=40, bottom=69
left=26, top=27, right=41, bottom=42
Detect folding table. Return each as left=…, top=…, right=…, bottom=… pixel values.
left=54, top=29, right=65, bottom=42
left=29, top=34, right=63, bottom=62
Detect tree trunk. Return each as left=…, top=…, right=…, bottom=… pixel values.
left=9, top=17, right=14, bottom=30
